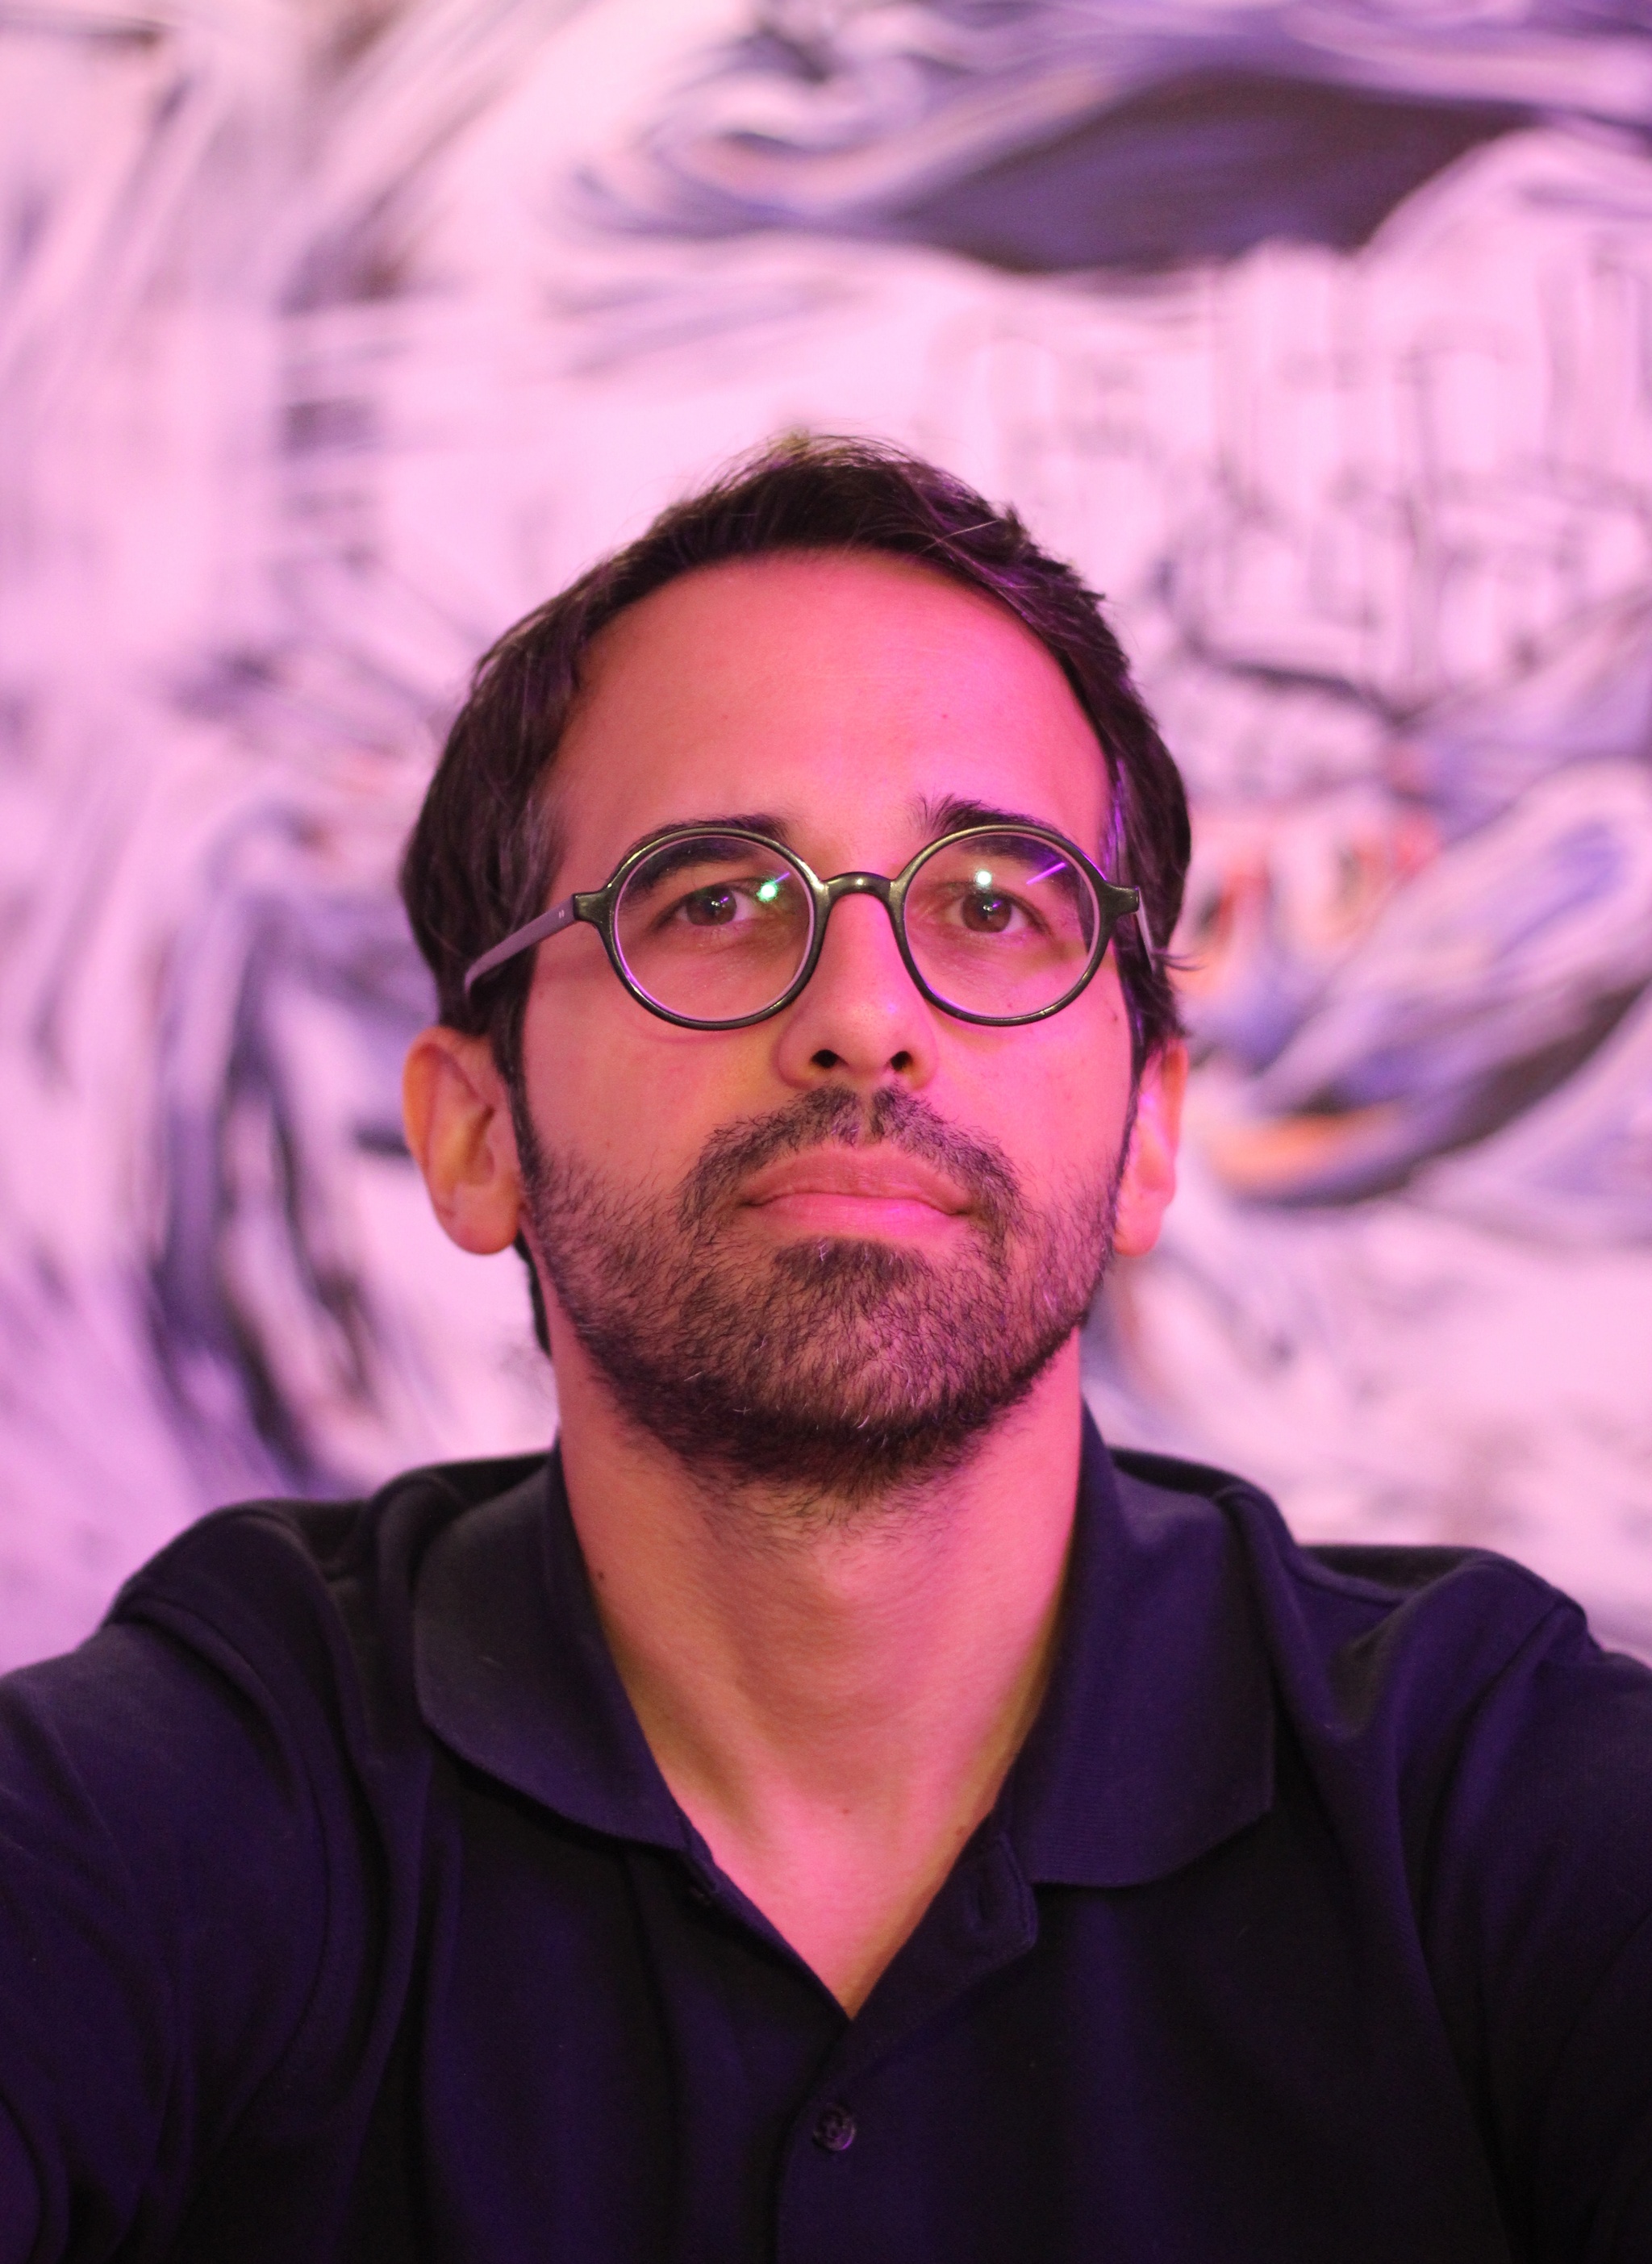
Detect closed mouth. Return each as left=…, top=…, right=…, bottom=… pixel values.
left=737, top=1148, right=973, bottom=1217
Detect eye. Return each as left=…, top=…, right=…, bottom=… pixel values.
left=682, top=885, right=739, bottom=928
left=951, top=863, right=1040, bottom=936
left=960, top=889, right=1016, bottom=934
left=650, top=869, right=803, bottom=940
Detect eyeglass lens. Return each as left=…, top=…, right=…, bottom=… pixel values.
left=611, top=830, right=1102, bottom=1024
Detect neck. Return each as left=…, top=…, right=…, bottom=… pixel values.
left=550, top=1324, right=1084, bottom=2012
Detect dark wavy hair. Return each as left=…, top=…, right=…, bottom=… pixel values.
left=402, top=435, right=1189, bottom=1081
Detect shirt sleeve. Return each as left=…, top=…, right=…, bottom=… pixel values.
left=1422, top=1599, right=1652, bottom=2264
left=0, top=1618, right=332, bottom=2261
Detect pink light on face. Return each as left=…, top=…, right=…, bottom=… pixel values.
left=2, top=0, right=1650, bottom=1672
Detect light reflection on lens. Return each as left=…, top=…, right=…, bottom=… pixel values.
left=609, top=827, right=1106, bottom=1025
left=903, top=832, right=1100, bottom=1019
left=615, top=836, right=814, bottom=1022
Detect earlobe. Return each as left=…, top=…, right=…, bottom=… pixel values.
left=1112, top=1040, right=1188, bottom=1259
left=402, top=1026, right=524, bottom=1256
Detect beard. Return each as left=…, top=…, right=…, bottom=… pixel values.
left=515, top=1082, right=1126, bottom=1516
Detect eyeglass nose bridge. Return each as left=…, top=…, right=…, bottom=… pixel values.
left=809, top=869, right=904, bottom=967
left=820, top=869, right=896, bottom=907
left=464, top=824, right=1134, bottom=1028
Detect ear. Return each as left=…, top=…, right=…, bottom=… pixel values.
left=402, top=1025, right=524, bottom=1255
left=1112, top=1040, right=1187, bottom=1259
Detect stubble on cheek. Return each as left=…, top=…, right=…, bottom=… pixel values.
left=515, top=1083, right=1122, bottom=1513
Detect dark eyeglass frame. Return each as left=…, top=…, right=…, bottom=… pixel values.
left=462, top=821, right=1141, bottom=1031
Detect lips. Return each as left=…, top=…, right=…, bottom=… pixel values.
left=737, top=1147, right=974, bottom=1217
left=679, top=1087, right=1020, bottom=1242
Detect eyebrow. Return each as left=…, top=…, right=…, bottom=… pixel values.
left=613, top=813, right=792, bottom=866
left=914, top=794, right=1062, bottom=839
left=608, top=798, right=1071, bottom=876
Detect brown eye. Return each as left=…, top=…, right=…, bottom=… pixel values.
left=683, top=887, right=738, bottom=927
left=962, top=891, right=1014, bottom=933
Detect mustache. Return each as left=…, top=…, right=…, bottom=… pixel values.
left=680, top=1086, right=1022, bottom=1236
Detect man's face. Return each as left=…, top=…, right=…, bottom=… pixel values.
left=509, top=550, right=1167, bottom=1501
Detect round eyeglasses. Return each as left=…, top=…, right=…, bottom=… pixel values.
left=462, top=822, right=1141, bottom=1031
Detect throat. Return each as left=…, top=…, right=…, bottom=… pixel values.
left=593, top=1482, right=1067, bottom=2015
left=692, top=1799, right=1002, bottom=2016
left=552, top=1336, right=1085, bottom=2012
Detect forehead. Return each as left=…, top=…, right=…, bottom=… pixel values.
left=549, top=551, right=1112, bottom=869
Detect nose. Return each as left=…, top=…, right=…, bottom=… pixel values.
left=770, top=887, right=940, bottom=1091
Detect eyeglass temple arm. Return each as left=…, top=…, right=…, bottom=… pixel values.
left=464, top=864, right=1153, bottom=1000
left=462, top=895, right=579, bottom=999
left=1094, top=875, right=1153, bottom=960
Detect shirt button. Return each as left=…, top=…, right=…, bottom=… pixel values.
left=812, top=2103, right=856, bottom=2154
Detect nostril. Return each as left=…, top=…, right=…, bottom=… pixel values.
left=889, top=1050, right=912, bottom=1072
left=811, top=1049, right=841, bottom=1069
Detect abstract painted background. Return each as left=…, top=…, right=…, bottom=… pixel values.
left=3, top=0, right=1650, bottom=1667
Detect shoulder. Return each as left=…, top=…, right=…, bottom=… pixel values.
left=1098, top=1451, right=1652, bottom=2245
left=2, top=1451, right=549, bottom=1867
left=1104, top=1437, right=1652, bottom=1935
left=0, top=1461, right=537, bottom=2236
left=106, top=1451, right=550, bottom=1732
left=0, top=1451, right=553, bottom=1917
left=1106, top=1440, right=1556, bottom=1627
left=1104, top=1441, right=1597, bottom=1729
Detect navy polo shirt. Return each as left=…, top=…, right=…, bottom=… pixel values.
left=3, top=1417, right=1652, bottom=2261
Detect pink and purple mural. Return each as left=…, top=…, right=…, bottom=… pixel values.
left=2, top=0, right=1650, bottom=1664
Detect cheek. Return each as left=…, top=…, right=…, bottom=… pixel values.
left=925, top=1073, right=1120, bottom=1241
left=518, top=983, right=770, bottom=1186
left=974, top=980, right=1136, bottom=1181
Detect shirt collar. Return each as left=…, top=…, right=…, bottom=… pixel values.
left=1004, top=1416, right=1275, bottom=1887
left=414, top=1454, right=690, bottom=1851
left=412, top=1415, right=1276, bottom=1887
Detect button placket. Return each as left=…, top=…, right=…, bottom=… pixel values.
left=811, top=2103, right=856, bottom=2154
left=775, top=1837, right=1038, bottom=2259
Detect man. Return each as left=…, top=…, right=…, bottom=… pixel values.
left=2, top=438, right=1650, bottom=2262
